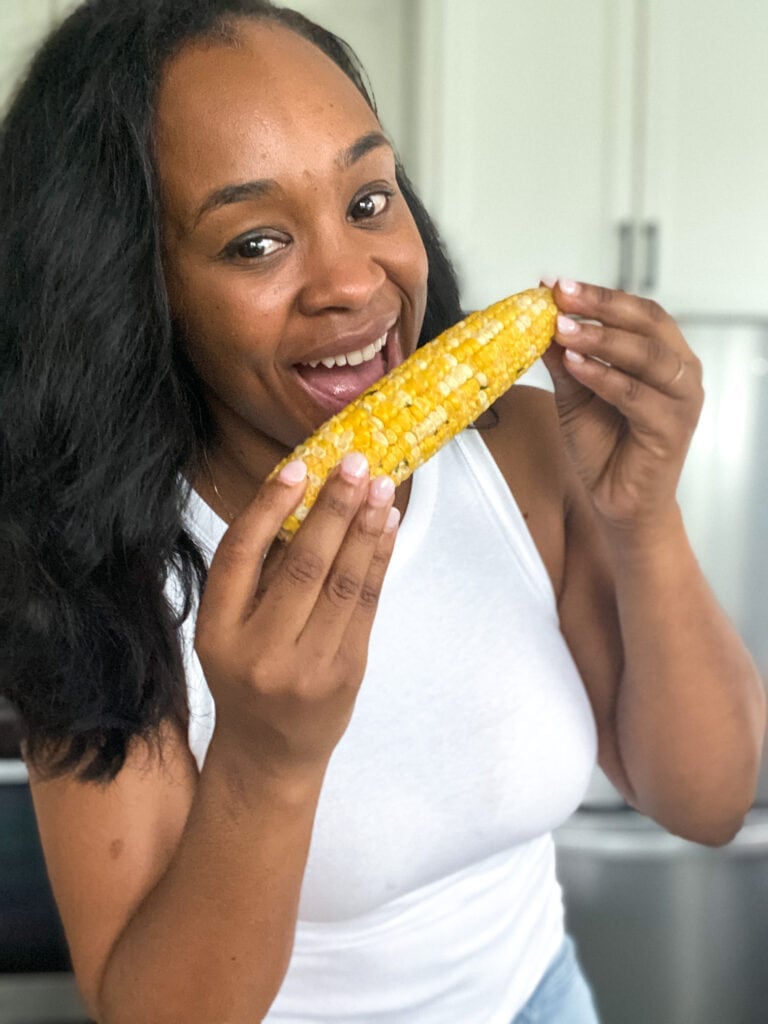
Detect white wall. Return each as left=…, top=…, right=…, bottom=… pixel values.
left=0, top=0, right=53, bottom=112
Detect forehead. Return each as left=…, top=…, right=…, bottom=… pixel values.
left=153, top=20, right=382, bottom=210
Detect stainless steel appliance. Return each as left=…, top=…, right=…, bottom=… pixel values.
left=556, top=808, right=768, bottom=1024
left=555, top=317, right=768, bottom=1024
left=0, top=703, right=89, bottom=1024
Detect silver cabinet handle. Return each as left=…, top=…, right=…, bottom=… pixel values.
left=642, top=221, right=659, bottom=292
left=617, top=221, right=634, bottom=291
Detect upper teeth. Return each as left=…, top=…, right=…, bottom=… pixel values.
left=303, top=333, right=387, bottom=369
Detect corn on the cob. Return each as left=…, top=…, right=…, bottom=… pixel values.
left=272, top=286, right=556, bottom=540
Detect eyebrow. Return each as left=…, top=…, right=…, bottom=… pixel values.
left=192, top=131, right=392, bottom=227
left=193, top=179, right=276, bottom=228
left=338, top=130, right=391, bottom=168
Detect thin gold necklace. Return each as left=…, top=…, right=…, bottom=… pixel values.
left=202, top=448, right=237, bottom=524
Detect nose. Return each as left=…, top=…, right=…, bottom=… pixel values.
left=296, top=225, right=386, bottom=316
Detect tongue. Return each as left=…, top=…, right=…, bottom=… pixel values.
left=296, top=352, right=387, bottom=415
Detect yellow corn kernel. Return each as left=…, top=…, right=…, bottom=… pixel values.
left=271, top=287, right=556, bottom=540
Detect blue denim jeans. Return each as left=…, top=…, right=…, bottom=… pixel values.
left=512, top=935, right=600, bottom=1023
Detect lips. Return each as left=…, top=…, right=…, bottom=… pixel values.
left=294, top=326, right=396, bottom=416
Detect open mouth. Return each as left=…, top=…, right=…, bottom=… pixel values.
left=294, top=329, right=392, bottom=416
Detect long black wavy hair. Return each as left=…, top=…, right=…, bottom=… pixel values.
left=0, top=0, right=463, bottom=782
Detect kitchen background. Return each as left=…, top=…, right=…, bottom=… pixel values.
left=1, top=1, right=767, bottom=1022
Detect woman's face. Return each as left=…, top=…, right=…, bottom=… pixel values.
left=155, top=19, right=429, bottom=477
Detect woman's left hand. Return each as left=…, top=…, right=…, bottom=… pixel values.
left=541, top=279, right=704, bottom=529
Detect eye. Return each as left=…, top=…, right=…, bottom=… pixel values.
left=223, top=232, right=287, bottom=261
left=349, top=189, right=393, bottom=222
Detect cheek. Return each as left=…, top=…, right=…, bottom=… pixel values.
left=387, top=215, right=429, bottom=311
left=406, top=236, right=429, bottom=323
left=406, top=231, right=429, bottom=281
left=170, top=265, right=284, bottom=372
left=172, top=298, right=264, bottom=417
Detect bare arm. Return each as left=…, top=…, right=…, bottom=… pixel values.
left=559, top=483, right=765, bottom=844
left=545, top=280, right=766, bottom=845
left=30, top=456, right=398, bottom=1023
left=31, top=722, right=324, bottom=1024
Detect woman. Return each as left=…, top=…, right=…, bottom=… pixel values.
left=0, top=1, right=764, bottom=1022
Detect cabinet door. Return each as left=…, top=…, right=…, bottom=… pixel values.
left=642, top=0, right=768, bottom=315
left=411, top=0, right=635, bottom=310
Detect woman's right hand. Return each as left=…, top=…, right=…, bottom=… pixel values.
left=194, top=452, right=399, bottom=780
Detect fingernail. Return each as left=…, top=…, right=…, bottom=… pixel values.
left=384, top=507, right=401, bottom=533
left=368, top=475, right=395, bottom=507
left=557, top=314, right=579, bottom=335
left=559, top=278, right=579, bottom=295
left=278, top=459, right=307, bottom=484
left=564, top=349, right=586, bottom=364
left=540, top=275, right=558, bottom=288
left=340, top=451, right=369, bottom=481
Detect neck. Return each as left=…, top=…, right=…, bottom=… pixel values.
left=195, top=435, right=284, bottom=524
left=195, top=426, right=413, bottom=526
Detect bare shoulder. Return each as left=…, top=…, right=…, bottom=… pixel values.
left=490, top=381, right=559, bottom=430
left=27, top=721, right=197, bottom=1014
left=479, top=384, right=569, bottom=595
left=483, top=384, right=565, bottom=481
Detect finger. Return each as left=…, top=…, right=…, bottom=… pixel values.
left=254, top=452, right=372, bottom=640
left=557, top=350, right=701, bottom=440
left=201, top=460, right=309, bottom=629
left=299, top=474, right=397, bottom=653
left=554, top=315, right=696, bottom=397
left=256, top=537, right=288, bottom=597
left=550, top=278, right=683, bottom=343
left=338, top=501, right=400, bottom=655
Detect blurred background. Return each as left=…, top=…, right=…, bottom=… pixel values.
left=1, top=1, right=767, bottom=1021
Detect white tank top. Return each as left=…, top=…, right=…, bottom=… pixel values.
left=180, top=426, right=597, bottom=1022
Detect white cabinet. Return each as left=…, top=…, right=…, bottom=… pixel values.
left=413, top=0, right=768, bottom=317
left=640, top=0, right=768, bottom=315
left=412, top=0, right=630, bottom=310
